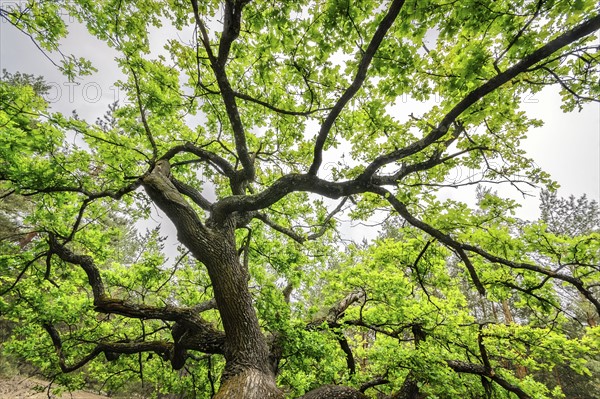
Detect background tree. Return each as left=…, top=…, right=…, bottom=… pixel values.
left=1, top=1, right=599, bottom=398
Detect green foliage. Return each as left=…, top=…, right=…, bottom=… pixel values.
left=0, top=0, right=599, bottom=398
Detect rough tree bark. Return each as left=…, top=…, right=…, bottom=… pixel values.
left=299, top=385, right=368, bottom=399
left=142, top=162, right=283, bottom=397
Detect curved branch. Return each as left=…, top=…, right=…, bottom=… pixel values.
left=359, top=376, right=390, bottom=393
left=48, top=233, right=106, bottom=300
left=332, top=322, right=356, bottom=375
left=211, top=174, right=366, bottom=222
left=463, top=242, right=600, bottom=315
left=43, top=322, right=174, bottom=373
left=171, top=177, right=212, bottom=211
left=47, top=235, right=225, bottom=368
left=446, top=360, right=532, bottom=399
left=160, top=142, right=236, bottom=178
left=142, top=161, right=210, bottom=254
left=372, top=145, right=490, bottom=186
left=360, top=13, right=600, bottom=180
left=190, top=0, right=254, bottom=182
left=43, top=322, right=105, bottom=372
left=0, top=252, right=46, bottom=295
left=373, top=188, right=600, bottom=316
left=48, top=234, right=220, bottom=320
left=209, top=145, right=484, bottom=224
left=308, top=0, right=406, bottom=175
left=20, top=179, right=142, bottom=201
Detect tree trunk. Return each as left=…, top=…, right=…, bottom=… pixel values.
left=142, top=165, right=282, bottom=398
left=299, top=385, right=368, bottom=399
left=501, top=299, right=514, bottom=324
left=215, top=369, right=283, bottom=399
left=500, top=300, right=527, bottom=379
left=201, top=227, right=271, bottom=376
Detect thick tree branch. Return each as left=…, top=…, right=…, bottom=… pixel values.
left=457, top=247, right=486, bottom=296
left=211, top=174, right=366, bottom=222
left=359, top=376, right=390, bottom=393
left=48, top=233, right=106, bottom=300
left=371, top=145, right=489, bottom=186
left=49, top=234, right=219, bottom=310
left=47, top=234, right=225, bottom=357
left=308, top=0, right=406, bottom=175
left=446, top=360, right=532, bottom=399
left=190, top=0, right=254, bottom=184
left=43, top=322, right=112, bottom=373
left=331, top=322, right=356, bottom=375
left=359, top=13, right=600, bottom=181
left=43, top=322, right=176, bottom=372
left=478, top=326, right=492, bottom=374
left=217, top=0, right=249, bottom=66
left=210, top=143, right=480, bottom=224
left=19, top=179, right=142, bottom=201
left=142, top=160, right=215, bottom=262
left=160, top=142, right=236, bottom=178
left=143, top=158, right=273, bottom=379
left=374, top=188, right=600, bottom=316
left=171, top=177, right=213, bottom=211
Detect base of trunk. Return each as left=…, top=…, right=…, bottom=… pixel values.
left=299, top=385, right=368, bottom=399
left=214, top=369, right=283, bottom=399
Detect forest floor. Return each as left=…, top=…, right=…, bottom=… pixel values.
left=0, top=376, right=109, bottom=399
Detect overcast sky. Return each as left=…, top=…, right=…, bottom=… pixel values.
left=1, top=15, right=598, bottom=230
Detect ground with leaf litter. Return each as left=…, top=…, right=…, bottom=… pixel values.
left=0, top=376, right=109, bottom=399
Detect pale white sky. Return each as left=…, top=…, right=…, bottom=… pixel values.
left=1, top=17, right=598, bottom=234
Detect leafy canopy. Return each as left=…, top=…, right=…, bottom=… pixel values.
left=0, top=0, right=599, bottom=398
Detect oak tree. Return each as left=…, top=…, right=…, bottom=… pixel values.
left=1, top=1, right=599, bottom=398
